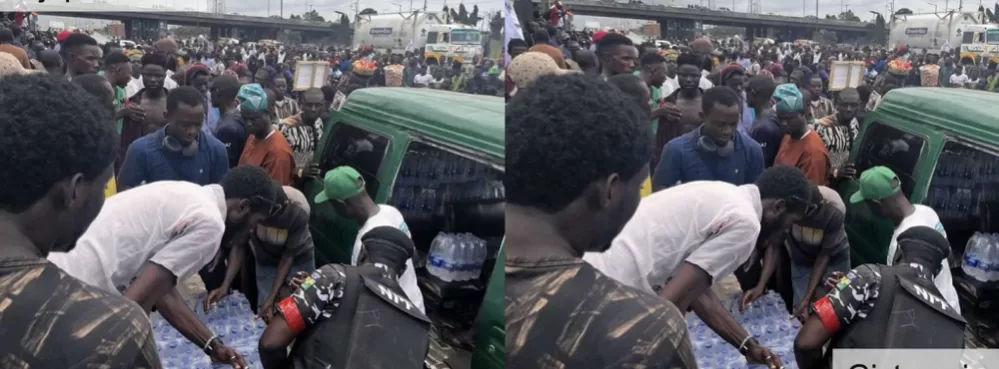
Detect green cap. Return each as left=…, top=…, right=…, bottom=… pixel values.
left=314, top=166, right=366, bottom=204
left=850, top=166, right=901, bottom=203
left=237, top=83, right=269, bottom=114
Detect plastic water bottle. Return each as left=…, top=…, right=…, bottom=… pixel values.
left=964, top=233, right=986, bottom=282
left=427, top=233, right=450, bottom=281
left=455, top=234, right=470, bottom=281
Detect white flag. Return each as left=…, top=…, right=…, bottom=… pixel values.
left=504, top=0, right=524, bottom=67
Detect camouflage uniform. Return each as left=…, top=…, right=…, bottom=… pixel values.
left=506, top=258, right=699, bottom=369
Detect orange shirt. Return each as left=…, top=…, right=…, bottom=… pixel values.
left=239, top=130, right=296, bottom=186
left=775, top=130, right=831, bottom=186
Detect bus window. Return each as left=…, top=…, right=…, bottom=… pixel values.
left=426, top=31, right=438, bottom=44
left=964, top=31, right=975, bottom=44
left=988, top=29, right=999, bottom=44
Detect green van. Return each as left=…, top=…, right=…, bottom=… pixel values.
left=839, top=88, right=999, bottom=273
left=303, top=87, right=505, bottom=369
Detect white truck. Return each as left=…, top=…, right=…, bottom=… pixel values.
left=353, top=11, right=484, bottom=64
left=889, top=11, right=999, bottom=58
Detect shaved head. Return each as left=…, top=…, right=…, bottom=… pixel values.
left=154, top=38, right=178, bottom=54
left=302, top=87, right=324, bottom=102
left=837, top=87, right=860, bottom=103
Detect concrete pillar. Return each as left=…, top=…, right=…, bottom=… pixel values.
left=124, top=19, right=135, bottom=40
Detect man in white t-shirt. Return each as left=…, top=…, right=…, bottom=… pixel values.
left=849, top=166, right=960, bottom=313
left=413, top=66, right=434, bottom=87
left=949, top=65, right=970, bottom=87
left=313, top=165, right=425, bottom=313
left=48, top=165, right=281, bottom=367
left=584, top=165, right=813, bottom=368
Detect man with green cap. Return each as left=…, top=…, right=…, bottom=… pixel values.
left=849, top=165, right=958, bottom=313
left=313, top=165, right=424, bottom=313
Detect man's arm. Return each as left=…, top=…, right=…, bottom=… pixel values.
left=260, top=264, right=347, bottom=369
left=692, top=289, right=754, bottom=348
left=652, top=142, right=683, bottom=191
left=157, top=288, right=221, bottom=353
left=123, top=262, right=176, bottom=313
left=794, top=264, right=882, bottom=367
left=116, top=143, right=146, bottom=192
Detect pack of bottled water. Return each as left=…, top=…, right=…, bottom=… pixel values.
left=687, top=291, right=800, bottom=369
left=963, top=232, right=999, bottom=283
left=151, top=291, right=265, bottom=369
left=426, top=232, right=489, bottom=283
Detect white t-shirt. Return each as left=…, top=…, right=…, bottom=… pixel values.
left=949, top=72, right=970, bottom=86
left=48, top=182, right=226, bottom=294
left=350, top=204, right=425, bottom=313
left=414, top=73, right=434, bottom=86
left=584, top=182, right=763, bottom=295
left=661, top=75, right=715, bottom=98
left=886, top=204, right=960, bottom=314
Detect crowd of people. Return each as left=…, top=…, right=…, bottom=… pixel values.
left=0, top=18, right=505, bottom=368
left=505, top=6, right=969, bottom=369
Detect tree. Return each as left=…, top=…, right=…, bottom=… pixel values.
left=825, top=14, right=837, bottom=19
left=302, top=9, right=325, bottom=22
left=895, top=8, right=913, bottom=15
left=837, top=9, right=861, bottom=21
left=359, top=8, right=378, bottom=16
left=867, top=12, right=888, bottom=44
left=468, top=5, right=483, bottom=26
left=339, top=13, right=351, bottom=25
left=489, top=11, right=503, bottom=39
left=289, top=14, right=303, bottom=20
left=269, top=15, right=282, bottom=19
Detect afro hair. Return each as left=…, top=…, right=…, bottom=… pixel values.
left=756, top=165, right=813, bottom=214
left=0, top=74, right=118, bottom=213
left=506, top=73, right=651, bottom=213
left=220, top=165, right=279, bottom=212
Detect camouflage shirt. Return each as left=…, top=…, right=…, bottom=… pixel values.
left=506, top=257, right=698, bottom=369
left=276, top=263, right=348, bottom=335
left=0, top=258, right=161, bottom=369
left=812, top=263, right=932, bottom=328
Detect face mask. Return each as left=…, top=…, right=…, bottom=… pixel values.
left=698, top=134, right=735, bottom=157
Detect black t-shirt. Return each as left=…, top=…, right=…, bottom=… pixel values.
left=214, top=113, right=247, bottom=168
left=506, top=257, right=698, bottom=369
left=0, top=259, right=161, bottom=368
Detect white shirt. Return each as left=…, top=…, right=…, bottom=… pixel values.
left=584, top=182, right=763, bottom=295
left=349, top=205, right=425, bottom=314
left=949, top=72, right=970, bottom=86
left=661, top=75, right=715, bottom=97
left=125, top=72, right=179, bottom=99
left=414, top=73, right=434, bottom=86
left=886, top=204, right=960, bottom=314
left=48, top=182, right=226, bottom=293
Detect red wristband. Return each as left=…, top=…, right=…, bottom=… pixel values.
left=278, top=297, right=306, bottom=335
left=813, top=296, right=841, bottom=335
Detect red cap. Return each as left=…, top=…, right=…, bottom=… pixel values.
left=57, top=30, right=73, bottom=43
left=592, top=30, right=608, bottom=43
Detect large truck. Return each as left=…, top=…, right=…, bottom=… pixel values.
left=353, top=11, right=484, bottom=64
left=889, top=11, right=999, bottom=58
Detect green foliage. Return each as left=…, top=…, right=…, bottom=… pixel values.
left=837, top=10, right=861, bottom=21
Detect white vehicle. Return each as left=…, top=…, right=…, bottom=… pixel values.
left=889, top=11, right=994, bottom=56
left=353, top=11, right=483, bottom=63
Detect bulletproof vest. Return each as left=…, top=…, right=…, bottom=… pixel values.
left=833, top=264, right=966, bottom=349
left=290, top=265, right=431, bottom=369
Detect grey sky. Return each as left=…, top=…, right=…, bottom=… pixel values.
left=654, top=0, right=984, bottom=19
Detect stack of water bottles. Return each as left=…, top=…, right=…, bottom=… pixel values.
left=426, top=232, right=489, bottom=283
left=687, top=291, right=801, bottom=369
left=394, top=149, right=501, bottom=222
left=963, top=232, right=999, bottom=283
left=151, top=291, right=265, bottom=369
left=929, top=148, right=999, bottom=220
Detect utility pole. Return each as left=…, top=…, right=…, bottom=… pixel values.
left=816, top=0, right=819, bottom=17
